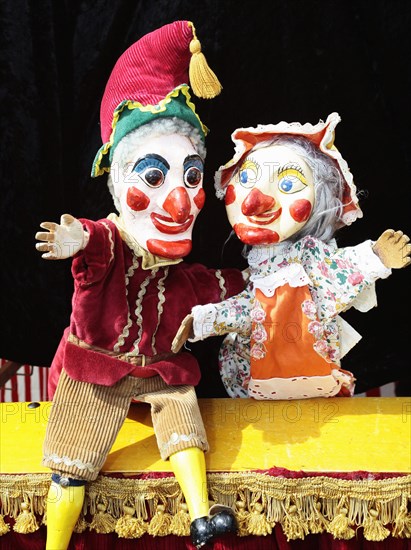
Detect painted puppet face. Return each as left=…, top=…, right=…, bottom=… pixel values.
left=225, top=144, right=315, bottom=245
left=113, top=133, right=205, bottom=259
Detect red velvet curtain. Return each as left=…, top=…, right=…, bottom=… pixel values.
left=1, top=524, right=410, bottom=549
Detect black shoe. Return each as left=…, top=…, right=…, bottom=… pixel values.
left=190, top=509, right=238, bottom=548
left=209, top=508, right=238, bottom=536
left=190, top=516, right=213, bottom=548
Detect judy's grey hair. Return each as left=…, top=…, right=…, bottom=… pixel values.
left=250, top=134, right=349, bottom=242
left=107, top=118, right=206, bottom=211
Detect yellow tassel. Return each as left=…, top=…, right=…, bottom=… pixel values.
left=308, top=500, right=329, bottom=534
left=115, top=505, right=147, bottom=539
left=282, top=504, right=308, bottom=541
left=363, top=509, right=390, bottom=542
left=327, top=506, right=355, bottom=540
left=0, top=514, right=10, bottom=535
left=235, top=500, right=250, bottom=537
left=170, top=503, right=190, bottom=536
left=73, top=515, right=88, bottom=533
left=13, top=502, right=39, bottom=534
left=188, top=22, right=222, bottom=99
left=147, top=504, right=172, bottom=536
left=393, top=503, right=411, bottom=538
left=246, top=502, right=272, bottom=536
left=89, top=502, right=116, bottom=534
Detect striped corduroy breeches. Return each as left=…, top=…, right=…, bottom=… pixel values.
left=42, top=369, right=209, bottom=481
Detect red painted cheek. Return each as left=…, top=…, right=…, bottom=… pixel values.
left=126, top=187, right=150, bottom=211
left=225, top=184, right=236, bottom=205
left=194, top=188, right=206, bottom=210
left=289, top=199, right=312, bottom=223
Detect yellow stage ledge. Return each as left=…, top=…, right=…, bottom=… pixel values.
left=1, top=397, right=410, bottom=474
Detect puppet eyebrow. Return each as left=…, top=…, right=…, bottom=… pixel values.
left=184, top=154, right=204, bottom=165
left=277, top=162, right=305, bottom=176
left=134, top=153, right=170, bottom=170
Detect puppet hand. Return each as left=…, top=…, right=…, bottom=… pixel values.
left=171, top=314, right=194, bottom=353
left=372, top=229, right=411, bottom=269
left=242, top=268, right=251, bottom=283
left=35, top=214, right=88, bottom=260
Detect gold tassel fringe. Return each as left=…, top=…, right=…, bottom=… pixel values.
left=147, top=504, right=172, bottom=536
left=246, top=503, right=272, bottom=536
left=327, top=499, right=355, bottom=540
left=308, top=499, right=329, bottom=534
left=13, top=502, right=39, bottom=534
left=115, top=505, right=147, bottom=539
left=0, top=472, right=410, bottom=540
left=235, top=500, right=250, bottom=537
left=0, top=514, right=10, bottom=535
left=73, top=515, right=88, bottom=534
left=392, top=495, right=411, bottom=538
left=170, top=503, right=191, bottom=536
left=282, top=502, right=309, bottom=541
left=362, top=507, right=390, bottom=541
left=188, top=22, right=222, bottom=99
left=89, top=502, right=116, bottom=534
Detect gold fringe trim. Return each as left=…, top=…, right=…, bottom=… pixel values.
left=0, top=514, right=10, bottom=535
left=13, top=501, right=39, bottom=534
left=170, top=502, right=190, bottom=536
left=0, top=472, right=410, bottom=540
left=115, top=504, right=147, bottom=539
left=327, top=497, right=355, bottom=540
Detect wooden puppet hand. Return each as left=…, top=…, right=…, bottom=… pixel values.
left=242, top=267, right=251, bottom=283
left=171, top=314, right=194, bottom=353
left=372, top=229, right=411, bottom=269
left=35, top=214, right=88, bottom=260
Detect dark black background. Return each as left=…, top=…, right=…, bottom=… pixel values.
left=1, top=0, right=410, bottom=396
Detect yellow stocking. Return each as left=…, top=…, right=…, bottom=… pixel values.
left=169, top=447, right=209, bottom=520
left=46, top=481, right=85, bottom=550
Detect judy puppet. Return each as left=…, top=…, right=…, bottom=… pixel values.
left=173, top=113, right=411, bottom=400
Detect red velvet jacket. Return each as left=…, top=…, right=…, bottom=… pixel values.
left=48, top=219, right=244, bottom=398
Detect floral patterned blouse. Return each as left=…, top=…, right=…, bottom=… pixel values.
left=190, top=236, right=391, bottom=399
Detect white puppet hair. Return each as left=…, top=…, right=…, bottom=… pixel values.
left=250, top=134, right=348, bottom=242
left=107, top=118, right=206, bottom=211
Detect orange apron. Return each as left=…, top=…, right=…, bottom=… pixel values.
left=249, top=285, right=353, bottom=399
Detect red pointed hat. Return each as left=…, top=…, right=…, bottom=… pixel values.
left=92, top=20, right=221, bottom=177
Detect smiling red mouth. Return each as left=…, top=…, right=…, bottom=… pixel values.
left=150, top=213, right=194, bottom=234
left=247, top=208, right=282, bottom=225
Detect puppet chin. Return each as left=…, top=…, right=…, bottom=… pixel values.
left=233, top=224, right=280, bottom=245
left=147, top=238, right=192, bottom=259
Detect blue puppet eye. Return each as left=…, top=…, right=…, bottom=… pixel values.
left=277, top=165, right=308, bottom=194
left=279, top=178, right=294, bottom=192
left=133, top=154, right=169, bottom=188
left=278, top=175, right=307, bottom=194
left=238, top=159, right=259, bottom=188
left=183, top=155, right=204, bottom=188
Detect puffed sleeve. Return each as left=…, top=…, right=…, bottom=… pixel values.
left=71, top=219, right=120, bottom=285
left=190, top=288, right=253, bottom=341
left=298, top=236, right=392, bottom=320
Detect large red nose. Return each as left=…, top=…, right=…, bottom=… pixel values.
left=241, top=188, right=276, bottom=216
left=163, top=187, right=191, bottom=223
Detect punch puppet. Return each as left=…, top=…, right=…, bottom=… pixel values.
left=173, top=114, right=411, bottom=400
left=35, top=21, right=244, bottom=549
